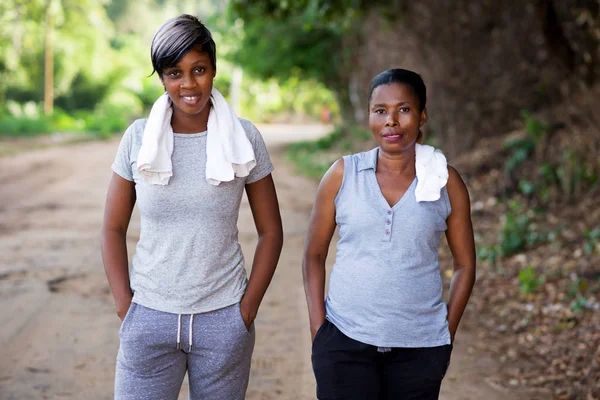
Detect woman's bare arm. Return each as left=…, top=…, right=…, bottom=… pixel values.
left=445, top=166, right=476, bottom=342
left=242, top=174, right=284, bottom=328
left=101, top=173, right=136, bottom=321
left=303, top=159, right=344, bottom=341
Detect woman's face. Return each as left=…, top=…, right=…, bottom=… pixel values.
left=161, top=48, right=215, bottom=124
left=368, top=83, right=426, bottom=153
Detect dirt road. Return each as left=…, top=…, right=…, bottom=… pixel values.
left=0, top=125, right=538, bottom=399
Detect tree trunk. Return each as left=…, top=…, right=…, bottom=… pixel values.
left=44, top=0, right=54, bottom=116
left=534, top=0, right=575, bottom=72
left=334, top=84, right=357, bottom=130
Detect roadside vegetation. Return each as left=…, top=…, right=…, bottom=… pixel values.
left=286, top=108, right=600, bottom=399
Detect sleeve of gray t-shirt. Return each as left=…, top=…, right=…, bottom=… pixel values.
left=240, top=118, right=274, bottom=184
left=111, top=120, right=143, bottom=182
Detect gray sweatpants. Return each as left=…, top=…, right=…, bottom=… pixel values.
left=114, top=302, right=255, bottom=400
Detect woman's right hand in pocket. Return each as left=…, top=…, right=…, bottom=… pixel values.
left=311, top=320, right=325, bottom=343
left=116, top=298, right=132, bottom=322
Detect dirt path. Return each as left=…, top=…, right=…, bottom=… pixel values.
left=0, top=126, right=536, bottom=399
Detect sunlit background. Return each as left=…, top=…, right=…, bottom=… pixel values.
left=0, top=0, right=337, bottom=140
left=1, top=1, right=599, bottom=399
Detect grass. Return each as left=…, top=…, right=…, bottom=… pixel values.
left=285, top=125, right=372, bottom=179
left=0, top=106, right=130, bottom=140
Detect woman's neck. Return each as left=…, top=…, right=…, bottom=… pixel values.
left=377, top=147, right=416, bottom=176
left=170, top=107, right=210, bottom=134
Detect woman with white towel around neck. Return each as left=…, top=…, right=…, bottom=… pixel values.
left=101, top=14, right=283, bottom=400
left=303, top=68, right=476, bottom=400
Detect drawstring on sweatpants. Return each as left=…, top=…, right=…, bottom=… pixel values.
left=176, top=314, right=182, bottom=350
left=188, top=314, right=194, bottom=352
left=176, top=313, right=194, bottom=352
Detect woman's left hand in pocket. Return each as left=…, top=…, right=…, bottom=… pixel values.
left=240, top=299, right=256, bottom=331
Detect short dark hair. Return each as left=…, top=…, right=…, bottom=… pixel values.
left=368, top=69, right=427, bottom=112
left=150, top=14, right=216, bottom=77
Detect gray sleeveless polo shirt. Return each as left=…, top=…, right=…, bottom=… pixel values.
left=325, top=147, right=452, bottom=348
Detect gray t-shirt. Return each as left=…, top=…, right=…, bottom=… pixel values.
left=111, top=118, right=274, bottom=314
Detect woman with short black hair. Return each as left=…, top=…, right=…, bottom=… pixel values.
left=102, top=14, right=283, bottom=400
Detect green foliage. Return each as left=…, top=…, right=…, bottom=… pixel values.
left=55, top=71, right=118, bottom=112
left=135, top=79, right=165, bottom=112
left=51, top=108, right=84, bottom=131
left=504, top=138, right=535, bottom=175
left=477, top=245, right=499, bottom=266
left=0, top=116, right=53, bottom=137
left=556, top=148, right=598, bottom=195
left=0, top=103, right=130, bottom=138
left=497, top=200, right=560, bottom=257
left=0, top=101, right=63, bottom=136
left=1, top=0, right=345, bottom=140
left=285, top=125, right=371, bottom=179
left=520, top=110, right=549, bottom=143
left=229, top=0, right=367, bottom=32
left=0, top=0, right=123, bottom=104
left=233, top=74, right=337, bottom=123
left=567, top=278, right=592, bottom=313
left=226, top=0, right=370, bottom=126
left=288, top=124, right=369, bottom=152
left=0, top=0, right=229, bottom=138
left=74, top=105, right=129, bottom=139
left=503, top=111, right=548, bottom=177
left=568, top=278, right=588, bottom=298
left=505, top=111, right=598, bottom=203
left=570, top=296, right=588, bottom=313
left=105, top=0, right=129, bottom=20
left=518, top=266, right=544, bottom=294
left=226, top=15, right=343, bottom=88
left=285, top=129, right=342, bottom=179
left=583, top=228, right=600, bottom=255
left=530, top=148, right=598, bottom=202
left=518, top=179, right=535, bottom=196
left=500, top=201, right=532, bottom=256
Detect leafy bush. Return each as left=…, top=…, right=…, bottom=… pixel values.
left=504, top=138, right=536, bottom=175
left=75, top=106, right=129, bottom=139
left=518, top=266, right=544, bottom=294
left=285, top=125, right=371, bottom=179
left=51, top=109, right=85, bottom=131
left=496, top=200, right=560, bottom=257
left=477, top=245, right=499, bottom=266
left=54, top=72, right=117, bottom=112
left=136, top=79, right=166, bottom=112
left=506, top=111, right=598, bottom=203
left=500, top=201, right=532, bottom=256
left=0, top=104, right=130, bottom=139
left=520, top=110, right=548, bottom=143
left=0, top=115, right=54, bottom=136
left=584, top=228, right=600, bottom=255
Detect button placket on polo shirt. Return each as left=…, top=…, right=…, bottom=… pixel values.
left=383, top=208, right=393, bottom=242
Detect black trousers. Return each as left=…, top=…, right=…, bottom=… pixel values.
left=311, top=320, right=452, bottom=400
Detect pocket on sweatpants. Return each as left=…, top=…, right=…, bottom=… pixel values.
left=422, top=345, right=453, bottom=382
left=118, top=302, right=136, bottom=337
left=441, top=344, right=453, bottom=379
left=311, top=320, right=328, bottom=351
left=236, top=302, right=251, bottom=333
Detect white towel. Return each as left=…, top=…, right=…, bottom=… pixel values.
left=137, top=93, right=174, bottom=185
left=205, top=88, right=256, bottom=185
left=415, top=143, right=449, bottom=202
left=136, top=88, right=256, bottom=186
